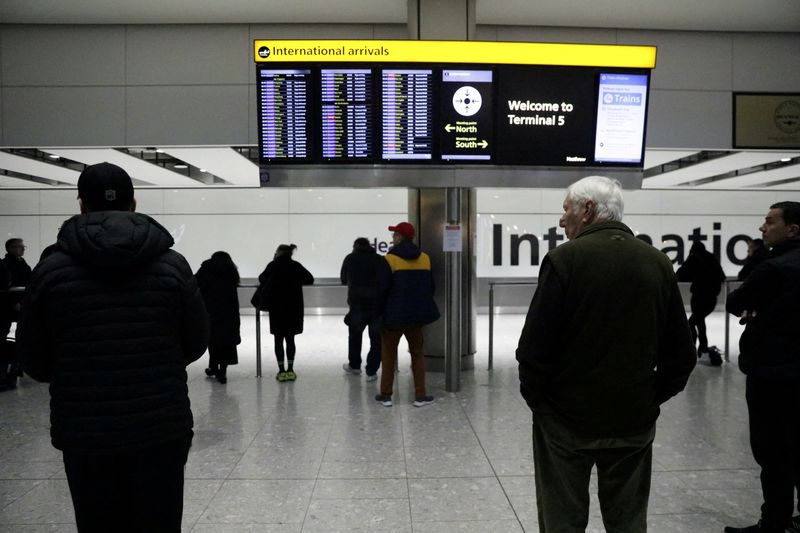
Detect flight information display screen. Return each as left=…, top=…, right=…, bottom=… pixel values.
left=321, top=68, right=373, bottom=160
left=381, top=69, right=434, bottom=160
left=255, top=64, right=650, bottom=166
left=257, top=69, right=312, bottom=160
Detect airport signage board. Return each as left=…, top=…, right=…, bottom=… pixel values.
left=253, top=40, right=655, bottom=170
left=734, top=93, right=800, bottom=149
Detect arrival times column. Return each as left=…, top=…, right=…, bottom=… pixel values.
left=258, top=69, right=311, bottom=160
left=382, top=69, right=433, bottom=160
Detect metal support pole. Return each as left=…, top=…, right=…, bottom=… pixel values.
left=488, top=283, right=494, bottom=371
left=445, top=187, right=462, bottom=392
left=724, top=280, right=730, bottom=362
left=255, top=311, right=262, bottom=378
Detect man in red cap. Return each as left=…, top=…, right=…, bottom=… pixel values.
left=375, top=222, right=439, bottom=407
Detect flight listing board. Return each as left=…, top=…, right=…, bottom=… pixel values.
left=258, top=69, right=312, bottom=160
left=382, top=69, right=434, bottom=160
left=255, top=64, right=650, bottom=167
left=321, top=69, right=373, bottom=159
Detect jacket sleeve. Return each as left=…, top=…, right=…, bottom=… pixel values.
left=180, top=261, right=209, bottom=365
left=376, top=256, right=392, bottom=316
left=300, top=263, right=314, bottom=285
left=16, top=266, right=53, bottom=382
left=515, top=258, right=564, bottom=411
left=727, top=261, right=778, bottom=317
left=655, top=281, right=697, bottom=404
left=340, top=254, right=349, bottom=285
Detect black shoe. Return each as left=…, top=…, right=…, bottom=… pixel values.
left=724, top=523, right=761, bottom=532
left=724, top=520, right=788, bottom=533
left=205, top=367, right=216, bottom=377
left=375, top=394, right=392, bottom=407
left=216, top=375, right=227, bottom=384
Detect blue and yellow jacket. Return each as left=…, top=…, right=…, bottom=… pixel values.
left=379, top=240, right=440, bottom=327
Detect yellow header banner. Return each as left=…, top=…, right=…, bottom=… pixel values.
left=253, top=39, right=656, bottom=69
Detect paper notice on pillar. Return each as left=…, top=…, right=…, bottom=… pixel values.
left=444, top=224, right=463, bottom=252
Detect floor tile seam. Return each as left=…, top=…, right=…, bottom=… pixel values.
left=0, top=478, right=44, bottom=515
left=186, top=393, right=271, bottom=533
left=300, top=374, right=352, bottom=532
left=454, top=389, right=527, bottom=531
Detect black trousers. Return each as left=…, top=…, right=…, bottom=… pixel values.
left=63, top=436, right=192, bottom=533
left=746, top=376, right=800, bottom=532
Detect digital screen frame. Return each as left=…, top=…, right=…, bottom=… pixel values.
left=254, top=40, right=654, bottom=170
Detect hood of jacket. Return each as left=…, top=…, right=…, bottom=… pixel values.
left=57, top=211, right=174, bottom=270
left=388, top=240, right=421, bottom=260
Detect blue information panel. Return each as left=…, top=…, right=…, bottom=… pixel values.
left=258, top=69, right=311, bottom=160
left=594, top=73, right=649, bottom=164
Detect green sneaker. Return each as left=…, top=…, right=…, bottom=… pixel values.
left=276, top=371, right=288, bottom=382
left=284, top=370, right=297, bottom=381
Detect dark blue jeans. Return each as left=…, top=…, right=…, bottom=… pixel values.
left=346, top=308, right=381, bottom=376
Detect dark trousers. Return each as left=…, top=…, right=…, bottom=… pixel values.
left=63, top=437, right=191, bottom=533
left=380, top=326, right=426, bottom=399
left=689, top=295, right=716, bottom=353
left=746, top=376, right=800, bottom=531
left=346, top=309, right=381, bottom=375
left=532, top=411, right=655, bottom=533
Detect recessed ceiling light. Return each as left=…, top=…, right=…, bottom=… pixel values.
left=173, top=164, right=188, bottom=169
left=48, top=154, right=60, bottom=160
left=199, top=168, right=207, bottom=173
left=781, top=158, right=792, bottom=162
left=155, top=149, right=165, bottom=153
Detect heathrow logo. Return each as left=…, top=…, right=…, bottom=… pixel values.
left=258, top=46, right=271, bottom=59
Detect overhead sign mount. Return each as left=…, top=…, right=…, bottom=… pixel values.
left=254, top=39, right=657, bottom=69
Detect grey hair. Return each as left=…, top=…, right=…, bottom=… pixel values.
left=566, top=175, right=624, bottom=222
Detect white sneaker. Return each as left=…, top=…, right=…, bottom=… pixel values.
left=365, top=373, right=378, bottom=382
left=413, top=395, right=435, bottom=407
left=343, top=363, right=362, bottom=375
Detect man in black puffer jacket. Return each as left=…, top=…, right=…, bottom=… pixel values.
left=16, top=162, right=209, bottom=533
left=724, top=201, right=800, bottom=533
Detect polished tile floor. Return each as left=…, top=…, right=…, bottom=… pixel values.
left=0, top=312, right=759, bottom=532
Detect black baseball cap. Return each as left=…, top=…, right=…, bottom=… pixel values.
left=77, top=162, right=134, bottom=211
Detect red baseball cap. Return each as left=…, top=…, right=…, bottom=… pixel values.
left=388, top=222, right=415, bottom=239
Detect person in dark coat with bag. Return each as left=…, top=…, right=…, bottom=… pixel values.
left=15, top=162, right=209, bottom=533
left=196, top=251, right=241, bottom=384
left=676, top=240, right=726, bottom=361
left=257, top=244, right=314, bottom=382
left=340, top=237, right=386, bottom=381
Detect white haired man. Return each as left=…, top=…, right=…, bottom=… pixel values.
left=516, top=176, right=696, bottom=532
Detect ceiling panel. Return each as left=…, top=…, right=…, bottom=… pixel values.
left=0, top=0, right=406, bottom=24
left=162, top=147, right=258, bottom=186
left=44, top=148, right=202, bottom=187
left=643, top=149, right=699, bottom=170
left=0, top=151, right=80, bottom=185
left=475, top=0, right=800, bottom=32
left=698, top=162, right=800, bottom=189
left=642, top=151, right=799, bottom=188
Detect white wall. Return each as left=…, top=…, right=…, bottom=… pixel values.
left=2, top=187, right=797, bottom=279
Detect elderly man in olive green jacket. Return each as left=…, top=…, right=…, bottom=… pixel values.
left=516, top=175, right=696, bottom=533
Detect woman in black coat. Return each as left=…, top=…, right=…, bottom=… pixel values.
left=257, top=244, right=314, bottom=382
left=196, top=251, right=241, bottom=384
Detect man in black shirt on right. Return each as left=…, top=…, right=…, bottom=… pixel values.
left=725, top=201, right=800, bottom=533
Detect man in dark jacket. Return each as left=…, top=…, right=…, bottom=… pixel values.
left=516, top=176, right=696, bottom=533
left=16, top=162, right=209, bottom=533
left=724, top=201, right=800, bottom=533
left=3, top=237, right=32, bottom=287
left=676, top=240, right=727, bottom=362
left=375, top=222, right=439, bottom=407
left=340, top=237, right=386, bottom=381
